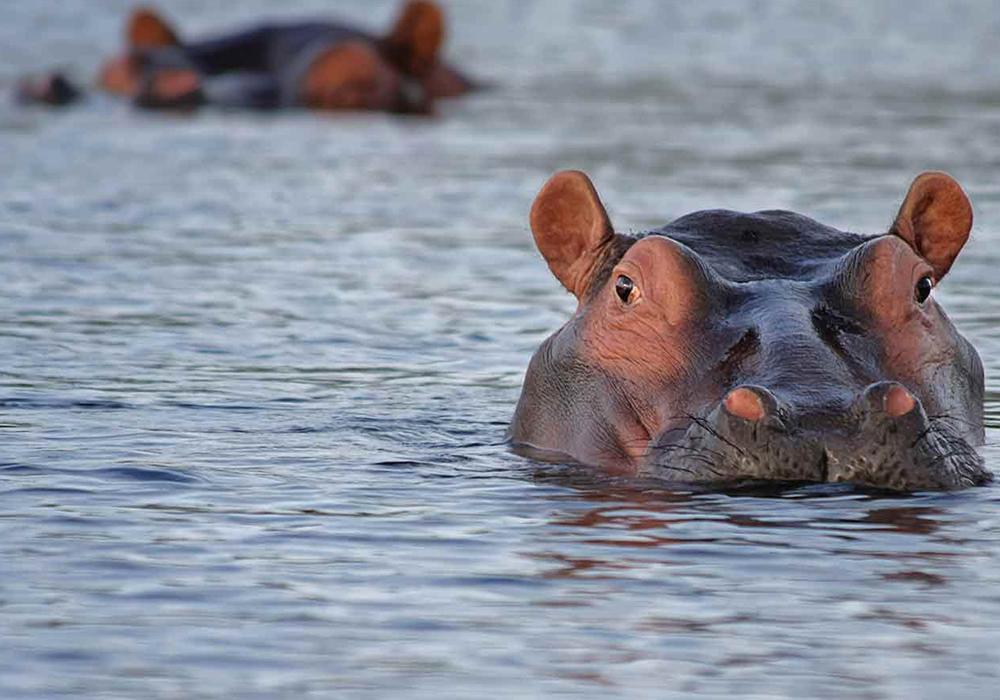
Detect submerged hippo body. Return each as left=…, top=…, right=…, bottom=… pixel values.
left=102, top=2, right=476, bottom=112
left=20, top=1, right=477, bottom=113
left=509, top=171, right=990, bottom=490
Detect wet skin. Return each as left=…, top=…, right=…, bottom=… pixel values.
left=20, top=2, right=476, bottom=113
left=95, top=2, right=475, bottom=113
left=509, top=171, right=991, bottom=490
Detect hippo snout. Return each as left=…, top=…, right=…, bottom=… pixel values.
left=643, top=382, right=990, bottom=490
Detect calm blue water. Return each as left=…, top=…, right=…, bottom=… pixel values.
left=4, top=1, right=1000, bottom=698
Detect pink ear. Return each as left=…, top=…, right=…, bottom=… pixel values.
left=127, top=7, right=180, bottom=49
left=891, top=171, right=973, bottom=281
left=529, top=170, right=615, bottom=298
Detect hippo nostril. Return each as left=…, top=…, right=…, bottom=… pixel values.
left=860, top=381, right=920, bottom=419
left=884, top=385, right=916, bottom=418
left=724, top=387, right=765, bottom=422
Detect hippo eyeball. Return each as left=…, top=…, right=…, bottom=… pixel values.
left=915, top=275, right=933, bottom=304
left=615, top=275, right=634, bottom=303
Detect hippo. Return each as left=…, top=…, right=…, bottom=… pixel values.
left=15, top=73, right=81, bottom=107
left=19, top=1, right=478, bottom=114
left=509, top=170, right=991, bottom=491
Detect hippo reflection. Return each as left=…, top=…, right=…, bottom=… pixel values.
left=509, top=170, right=990, bottom=490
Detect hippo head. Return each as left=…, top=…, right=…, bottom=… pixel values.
left=509, top=171, right=990, bottom=490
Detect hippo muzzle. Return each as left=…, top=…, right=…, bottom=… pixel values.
left=646, top=382, right=988, bottom=490
left=510, top=170, right=991, bottom=491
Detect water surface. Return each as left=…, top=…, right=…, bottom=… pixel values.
left=4, top=1, right=1000, bottom=697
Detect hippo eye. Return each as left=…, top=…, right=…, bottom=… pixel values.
left=615, top=275, right=635, bottom=304
left=915, top=275, right=933, bottom=304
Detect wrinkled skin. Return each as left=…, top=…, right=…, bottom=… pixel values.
left=509, top=170, right=991, bottom=491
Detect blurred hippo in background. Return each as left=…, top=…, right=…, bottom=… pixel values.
left=509, top=170, right=991, bottom=491
left=17, top=1, right=479, bottom=114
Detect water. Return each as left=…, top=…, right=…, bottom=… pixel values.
left=4, top=0, right=1000, bottom=697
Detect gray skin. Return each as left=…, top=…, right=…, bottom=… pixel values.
left=509, top=171, right=991, bottom=490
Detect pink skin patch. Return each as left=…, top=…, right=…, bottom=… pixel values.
left=150, top=69, right=201, bottom=101
left=724, top=387, right=765, bottom=422
left=884, top=385, right=916, bottom=418
left=97, top=54, right=140, bottom=96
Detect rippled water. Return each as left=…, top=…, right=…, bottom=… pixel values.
left=5, top=1, right=1000, bottom=697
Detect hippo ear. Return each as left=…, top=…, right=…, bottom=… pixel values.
left=385, top=1, right=445, bottom=75
left=890, top=171, right=973, bottom=281
left=530, top=170, right=615, bottom=298
left=128, top=8, right=180, bottom=50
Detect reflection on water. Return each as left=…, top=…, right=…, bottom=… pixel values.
left=509, top=476, right=1000, bottom=696
left=4, top=0, right=1000, bottom=698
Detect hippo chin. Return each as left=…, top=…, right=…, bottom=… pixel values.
left=509, top=170, right=991, bottom=491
